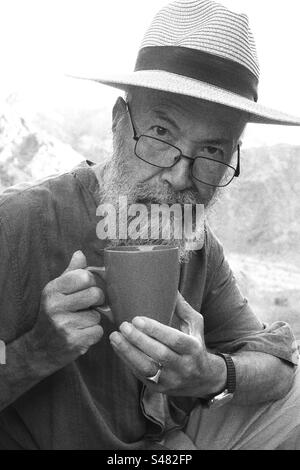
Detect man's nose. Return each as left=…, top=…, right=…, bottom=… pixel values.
left=160, top=157, right=194, bottom=191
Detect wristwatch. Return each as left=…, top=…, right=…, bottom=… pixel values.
left=205, top=353, right=236, bottom=409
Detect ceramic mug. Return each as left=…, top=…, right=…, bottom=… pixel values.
left=87, top=245, right=180, bottom=327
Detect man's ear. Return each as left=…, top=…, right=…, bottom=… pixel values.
left=112, top=96, right=127, bottom=132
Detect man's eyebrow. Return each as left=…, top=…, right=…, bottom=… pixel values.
left=153, top=111, right=180, bottom=131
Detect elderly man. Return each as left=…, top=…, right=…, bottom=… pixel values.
left=0, top=0, right=299, bottom=450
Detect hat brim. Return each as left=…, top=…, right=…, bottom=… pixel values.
left=71, top=70, right=300, bottom=126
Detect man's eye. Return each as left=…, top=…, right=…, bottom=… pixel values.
left=151, top=126, right=168, bottom=138
left=201, top=146, right=224, bottom=159
left=205, top=146, right=219, bottom=155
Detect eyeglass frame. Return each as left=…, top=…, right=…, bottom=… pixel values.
left=125, top=102, right=241, bottom=188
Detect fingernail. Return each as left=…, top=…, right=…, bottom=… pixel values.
left=110, top=332, right=121, bottom=346
left=132, top=317, right=145, bottom=329
left=120, top=322, right=132, bottom=335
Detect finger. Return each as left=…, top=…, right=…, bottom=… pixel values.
left=59, top=310, right=101, bottom=329
left=86, top=266, right=107, bottom=281
left=110, top=345, right=142, bottom=378
left=110, top=345, right=163, bottom=390
left=55, top=269, right=97, bottom=294
left=64, top=251, right=87, bottom=273
left=175, top=293, right=204, bottom=339
left=131, top=317, right=199, bottom=355
left=111, top=345, right=167, bottom=392
left=119, top=322, right=178, bottom=366
left=62, top=287, right=105, bottom=312
left=77, top=324, right=104, bottom=347
left=109, top=331, right=161, bottom=379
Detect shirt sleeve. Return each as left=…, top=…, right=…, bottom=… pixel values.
left=0, top=216, right=23, bottom=344
left=202, top=225, right=299, bottom=366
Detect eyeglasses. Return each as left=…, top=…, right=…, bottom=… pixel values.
left=126, top=103, right=240, bottom=188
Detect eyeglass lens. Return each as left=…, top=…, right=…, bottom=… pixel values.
left=135, top=136, right=236, bottom=187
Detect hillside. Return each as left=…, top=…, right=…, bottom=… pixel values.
left=208, top=145, right=300, bottom=338
left=0, top=105, right=83, bottom=191
left=228, top=253, right=300, bottom=339
left=208, top=144, right=300, bottom=266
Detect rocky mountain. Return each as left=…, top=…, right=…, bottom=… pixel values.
left=208, top=144, right=300, bottom=266
left=0, top=105, right=83, bottom=191
left=207, top=146, right=300, bottom=338
left=228, top=252, right=300, bottom=339
left=29, top=102, right=112, bottom=163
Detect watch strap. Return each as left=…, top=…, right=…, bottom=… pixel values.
left=216, top=352, right=236, bottom=394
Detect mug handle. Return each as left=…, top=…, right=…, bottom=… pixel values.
left=86, top=266, right=113, bottom=322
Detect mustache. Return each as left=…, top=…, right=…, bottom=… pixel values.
left=102, top=150, right=202, bottom=207
left=125, top=181, right=203, bottom=206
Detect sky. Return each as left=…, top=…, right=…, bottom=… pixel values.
left=1, top=0, right=300, bottom=147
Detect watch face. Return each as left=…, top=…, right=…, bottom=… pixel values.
left=208, top=391, right=234, bottom=409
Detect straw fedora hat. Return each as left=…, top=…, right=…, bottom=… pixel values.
left=74, top=0, right=300, bottom=126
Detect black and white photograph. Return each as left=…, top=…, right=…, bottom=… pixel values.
left=0, top=0, right=299, bottom=452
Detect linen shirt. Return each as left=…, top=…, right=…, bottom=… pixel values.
left=0, top=161, right=297, bottom=449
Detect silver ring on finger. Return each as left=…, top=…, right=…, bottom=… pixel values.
left=146, top=361, right=163, bottom=384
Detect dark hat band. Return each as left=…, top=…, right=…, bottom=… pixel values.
left=135, top=46, right=258, bottom=102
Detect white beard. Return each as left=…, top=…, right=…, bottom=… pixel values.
left=98, top=144, right=219, bottom=263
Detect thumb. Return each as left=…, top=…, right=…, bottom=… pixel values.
left=175, top=292, right=204, bottom=338
left=64, top=250, right=87, bottom=273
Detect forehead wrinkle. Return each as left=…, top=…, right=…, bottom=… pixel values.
left=145, top=100, right=240, bottom=132
left=130, top=88, right=246, bottom=120
left=132, top=90, right=237, bottom=120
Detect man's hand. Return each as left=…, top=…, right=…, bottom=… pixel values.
left=109, top=293, right=227, bottom=397
left=28, top=251, right=105, bottom=372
